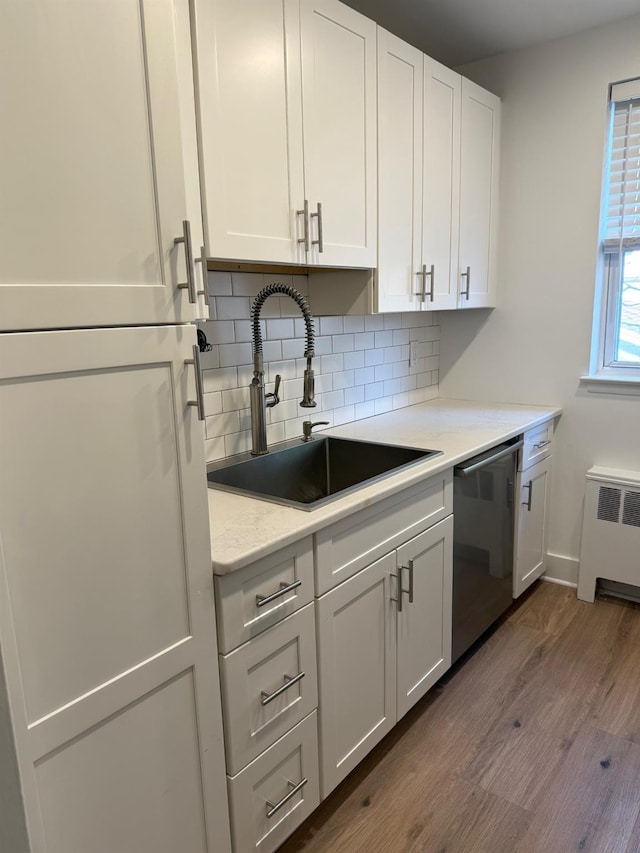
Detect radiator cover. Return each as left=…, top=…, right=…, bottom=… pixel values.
left=577, top=466, right=640, bottom=602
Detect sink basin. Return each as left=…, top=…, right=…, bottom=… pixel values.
left=207, top=436, right=441, bottom=510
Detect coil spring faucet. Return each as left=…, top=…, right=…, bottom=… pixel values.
left=250, top=283, right=316, bottom=455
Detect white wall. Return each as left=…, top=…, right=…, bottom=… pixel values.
left=439, top=14, right=640, bottom=582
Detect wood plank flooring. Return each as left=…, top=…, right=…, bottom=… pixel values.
left=278, top=582, right=640, bottom=853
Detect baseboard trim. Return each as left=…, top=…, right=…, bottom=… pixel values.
left=543, top=553, right=579, bottom=588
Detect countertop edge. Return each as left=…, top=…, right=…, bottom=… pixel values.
left=209, top=400, right=562, bottom=575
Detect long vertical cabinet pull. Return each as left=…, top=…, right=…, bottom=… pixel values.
left=425, top=265, right=435, bottom=302
left=415, top=266, right=427, bottom=303
left=185, top=345, right=205, bottom=421
left=297, top=200, right=310, bottom=252
left=195, top=246, right=210, bottom=309
left=460, top=265, right=471, bottom=300
left=523, top=480, right=533, bottom=512
left=174, top=220, right=198, bottom=304
left=311, top=202, right=324, bottom=253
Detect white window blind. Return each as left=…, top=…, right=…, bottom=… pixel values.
left=604, top=80, right=640, bottom=253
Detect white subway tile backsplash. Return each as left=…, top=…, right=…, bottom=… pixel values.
left=209, top=271, right=232, bottom=296
left=331, top=334, right=355, bottom=353
left=319, top=316, right=344, bottom=336
left=343, top=350, right=365, bottom=370
left=202, top=272, right=439, bottom=460
left=266, top=318, right=294, bottom=340
left=219, top=342, right=252, bottom=368
left=216, top=296, right=251, bottom=321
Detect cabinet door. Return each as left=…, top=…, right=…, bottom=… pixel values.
left=514, top=458, right=551, bottom=598
left=300, top=0, right=377, bottom=267
left=422, top=59, right=460, bottom=311
left=0, top=327, right=230, bottom=853
left=396, top=515, right=453, bottom=719
left=316, top=552, right=397, bottom=798
left=376, top=28, right=423, bottom=313
left=458, top=78, right=501, bottom=308
left=0, top=0, right=204, bottom=331
left=193, top=0, right=305, bottom=264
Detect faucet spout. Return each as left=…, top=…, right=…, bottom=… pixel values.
left=249, top=283, right=316, bottom=455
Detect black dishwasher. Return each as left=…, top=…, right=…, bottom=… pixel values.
left=452, top=438, right=523, bottom=662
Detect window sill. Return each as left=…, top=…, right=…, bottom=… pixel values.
left=580, top=374, right=640, bottom=395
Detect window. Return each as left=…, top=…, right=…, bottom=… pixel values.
left=591, top=78, right=640, bottom=381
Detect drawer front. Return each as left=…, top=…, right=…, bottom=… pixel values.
left=227, top=711, right=320, bottom=853
left=220, top=604, right=318, bottom=775
left=314, top=470, right=453, bottom=595
left=521, top=421, right=554, bottom=471
left=214, top=538, right=314, bottom=654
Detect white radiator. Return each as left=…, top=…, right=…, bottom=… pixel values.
left=577, top=466, right=640, bottom=602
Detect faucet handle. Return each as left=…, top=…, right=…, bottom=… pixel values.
left=302, top=420, right=329, bottom=442
left=266, top=374, right=281, bottom=408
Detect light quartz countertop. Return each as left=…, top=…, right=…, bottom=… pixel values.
left=208, top=397, right=561, bottom=575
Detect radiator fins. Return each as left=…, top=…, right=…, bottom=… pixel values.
left=597, top=485, right=640, bottom=527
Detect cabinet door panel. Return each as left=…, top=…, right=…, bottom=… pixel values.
left=376, top=29, right=423, bottom=313
left=423, top=59, right=460, bottom=311
left=459, top=78, right=500, bottom=308
left=0, top=0, right=202, bottom=329
left=316, top=552, right=397, bottom=797
left=194, top=0, right=305, bottom=264
left=0, top=327, right=230, bottom=852
left=514, top=459, right=550, bottom=597
left=396, top=516, right=453, bottom=719
left=301, top=0, right=377, bottom=267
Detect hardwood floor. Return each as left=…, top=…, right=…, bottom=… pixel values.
left=278, top=582, right=640, bottom=853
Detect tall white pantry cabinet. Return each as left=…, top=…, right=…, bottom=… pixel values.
left=0, top=2, right=231, bottom=853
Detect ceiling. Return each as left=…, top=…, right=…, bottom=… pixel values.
left=341, top=0, right=640, bottom=66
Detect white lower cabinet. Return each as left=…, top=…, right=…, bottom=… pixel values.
left=513, top=422, right=554, bottom=598
left=0, top=327, right=230, bottom=853
left=514, top=458, right=551, bottom=598
left=219, top=604, right=318, bottom=775
left=317, top=515, right=453, bottom=797
left=227, top=712, right=320, bottom=853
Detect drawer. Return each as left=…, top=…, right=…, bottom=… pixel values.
left=315, top=470, right=453, bottom=595
left=214, top=537, right=314, bottom=654
left=220, top=603, right=318, bottom=775
left=227, top=711, right=320, bottom=853
left=521, top=421, right=554, bottom=471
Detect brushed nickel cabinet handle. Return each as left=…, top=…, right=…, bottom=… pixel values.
left=460, top=265, right=471, bottom=300
left=260, top=672, right=305, bottom=706
left=533, top=439, right=551, bottom=449
left=425, top=265, right=435, bottom=302
left=185, top=344, right=205, bottom=421
left=311, top=202, right=324, bottom=253
left=255, top=579, right=302, bottom=608
left=523, top=480, right=533, bottom=511
left=399, top=560, right=414, bottom=604
left=391, top=572, right=403, bottom=612
left=265, top=778, right=308, bottom=819
left=297, top=200, right=310, bottom=252
left=415, top=265, right=427, bottom=303
left=195, top=245, right=210, bottom=307
left=174, top=220, right=197, bottom=304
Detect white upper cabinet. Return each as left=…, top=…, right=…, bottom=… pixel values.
left=376, top=29, right=423, bottom=313
left=422, top=58, right=461, bottom=311
left=0, top=0, right=206, bottom=331
left=376, top=34, right=500, bottom=314
left=300, top=1, right=377, bottom=267
left=193, top=0, right=305, bottom=265
left=194, top=0, right=377, bottom=268
left=458, top=78, right=501, bottom=308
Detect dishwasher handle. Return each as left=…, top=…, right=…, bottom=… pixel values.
left=454, top=439, right=524, bottom=477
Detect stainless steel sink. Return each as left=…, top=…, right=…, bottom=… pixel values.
left=207, top=436, right=441, bottom=510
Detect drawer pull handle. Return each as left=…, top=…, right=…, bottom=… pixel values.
left=261, top=671, right=305, bottom=706
left=533, top=439, right=551, bottom=449
left=265, top=777, right=308, bottom=819
left=255, top=580, right=302, bottom=609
